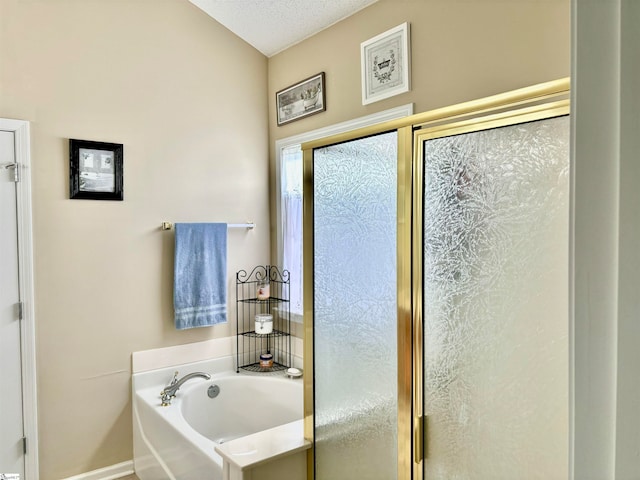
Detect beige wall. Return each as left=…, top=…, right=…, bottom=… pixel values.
left=0, top=0, right=268, bottom=478
left=267, top=0, right=570, bottom=237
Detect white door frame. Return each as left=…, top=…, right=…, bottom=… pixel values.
left=0, top=118, right=39, bottom=479
left=571, top=0, right=640, bottom=477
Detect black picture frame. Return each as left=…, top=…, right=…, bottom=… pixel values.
left=69, top=139, right=123, bottom=201
left=276, top=72, right=326, bottom=126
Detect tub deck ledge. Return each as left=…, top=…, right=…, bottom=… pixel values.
left=215, top=419, right=310, bottom=480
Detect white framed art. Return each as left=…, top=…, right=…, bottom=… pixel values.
left=360, top=22, right=411, bottom=105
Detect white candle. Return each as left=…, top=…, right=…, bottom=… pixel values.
left=255, top=313, right=273, bottom=334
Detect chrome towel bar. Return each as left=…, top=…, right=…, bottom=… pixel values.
left=161, top=221, right=254, bottom=231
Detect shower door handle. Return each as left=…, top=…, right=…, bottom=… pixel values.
left=414, top=414, right=425, bottom=463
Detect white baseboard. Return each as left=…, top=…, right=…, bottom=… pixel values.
left=61, top=460, right=134, bottom=480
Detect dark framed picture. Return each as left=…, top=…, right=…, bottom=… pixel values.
left=69, top=139, right=123, bottom=200
left=276, top=72, right=326, bottom=126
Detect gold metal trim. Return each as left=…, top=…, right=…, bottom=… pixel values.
left=302, top=146, right=315, bottom=480
left=397, top=126, right=414, bottom=480
left=415, top=100, right=570, bottom=144
left=412, top=123, right=426, bottom=480
left=301, top=77, right=569, bottom=152
left=411, top=79, right=569, bottom=131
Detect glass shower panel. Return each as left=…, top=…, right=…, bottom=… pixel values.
left=314, top=132, right=398, bottom=480
left=422, top=116, right=569, bottom=479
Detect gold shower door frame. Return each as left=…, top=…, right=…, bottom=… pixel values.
left=302, top=77, right=570, bottom=480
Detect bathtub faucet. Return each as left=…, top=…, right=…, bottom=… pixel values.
left=160, top=371, right=211, bottom=406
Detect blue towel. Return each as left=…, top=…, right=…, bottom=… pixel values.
left=174, top=223, right=228, bottom=329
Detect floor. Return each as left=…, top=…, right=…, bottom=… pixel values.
left=121, top=475, right=139, bottom=480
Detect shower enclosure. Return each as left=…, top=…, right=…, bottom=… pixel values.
left=416, top=114, right=570, bottom=479
left=303, top=79, right=570, bottom=480
left=311, top=132, right=400, bottom=479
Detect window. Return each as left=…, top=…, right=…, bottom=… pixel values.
left=276, top=104, right=414, bottom=322
left=280, top=145, right=304, bottom=317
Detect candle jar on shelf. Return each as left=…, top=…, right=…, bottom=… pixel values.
left=255, top=313, right=273, bottom=334
left=256, top=279, right=270, bottom=300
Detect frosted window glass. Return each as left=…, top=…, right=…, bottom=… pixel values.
left=314, top=132, right=398, bottom=480
left=281, top=145, right=304, bottom=316
left=422, top=116, right=570, bottom=479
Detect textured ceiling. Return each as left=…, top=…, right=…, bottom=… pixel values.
left=189, top=0, right=379, bottom=57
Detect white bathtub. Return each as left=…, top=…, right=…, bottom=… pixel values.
left=133, top=357, right=305, bottom=480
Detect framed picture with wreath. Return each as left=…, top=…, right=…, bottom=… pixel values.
left=360, top=22, right=411, bottom=105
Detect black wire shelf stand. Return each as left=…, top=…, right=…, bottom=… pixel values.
left=235, top=265, right=291, bottom=373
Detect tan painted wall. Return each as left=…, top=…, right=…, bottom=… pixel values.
left=0, top=0, right=268, bottom=478
left=267, top=0, right=570, bottom=243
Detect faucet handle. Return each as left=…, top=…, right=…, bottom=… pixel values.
left=160, top=391, right=172, bottom=406
left=159, top=371, right=180, bottom=407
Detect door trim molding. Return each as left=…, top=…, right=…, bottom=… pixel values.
left=0, top=118, right=39, bottom=479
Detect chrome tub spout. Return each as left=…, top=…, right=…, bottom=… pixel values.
left=160, top=371, right=211, bottom=406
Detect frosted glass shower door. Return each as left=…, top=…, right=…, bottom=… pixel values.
left=419, top=114, right=570, bottom=479
left=313, top=132, right=398, bottom=480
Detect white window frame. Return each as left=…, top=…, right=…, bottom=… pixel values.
left=275, top=104, right=414, bottom=323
